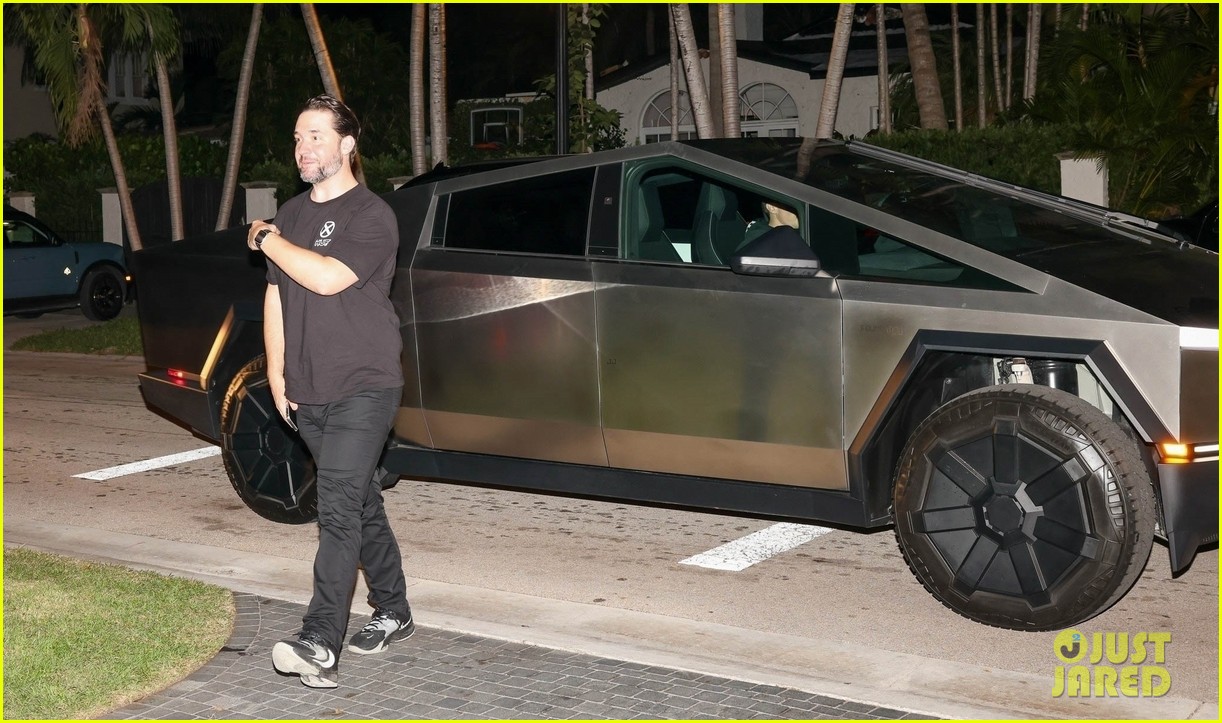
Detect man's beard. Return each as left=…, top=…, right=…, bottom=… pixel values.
left=298, top=154, right=343, bottom=184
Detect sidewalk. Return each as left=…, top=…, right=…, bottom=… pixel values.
left=109, top=593, right=924, bottom=720
left=9, top=519, right=1217, bottom=720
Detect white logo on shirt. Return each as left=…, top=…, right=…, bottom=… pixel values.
left=315, top=220, right=336, bottom=247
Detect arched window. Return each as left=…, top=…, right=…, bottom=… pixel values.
left=739, top=82, right=799, bottom=138
left=640, top=82, right=801, bottom=143
left=640, top=90, right=698, bottom=144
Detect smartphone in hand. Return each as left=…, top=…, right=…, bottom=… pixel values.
left=284, top=403, right=298, bottom=431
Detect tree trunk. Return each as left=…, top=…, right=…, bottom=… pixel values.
left=583, top=4, right=595, bottom=102
left=428, top=3, right=448, bottom=166
left=670, top=4, right=715, bottom=139
left=1005, top=3, right=1014, bottom=109
left=300, top=4, right=341, bottom=99
left=951, top=4, right=963, bottom=131
left=717, top=4, right=740, bottom=137
left=669, top=10, right=680, bottom=140
left=990, top=4, right=1003, bottom=112
left=153, top=53, right=183, bottom=240
left=409, top=4, right=427, bottom=175
left=1024, top=4, right=1041, bottom=102
left=900, top=4, right=948, bottom=129
left=875, top=4, right=891, bottom=133
left=976, top=3, right=987, bottom=126
left=816, top=4, right=855, bottom=139
left=217, top=4, right=262, bottom=231
left=1079, top=3, right=1089, bottom=31
left=708, top=4, right=724, bottom=137
left=98, top=101, right=143, bottom=252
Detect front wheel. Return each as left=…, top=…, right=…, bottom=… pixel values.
left=220, top=356, right=318, bottom=524
left=79, top=267, right=125, bottom=321
left=892, top=385, right=1155, bottom=631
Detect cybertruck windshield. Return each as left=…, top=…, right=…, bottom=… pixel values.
left=687, top=138, right=1217, bottom=328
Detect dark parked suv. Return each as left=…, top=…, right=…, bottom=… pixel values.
left=136, top=138, right=1217, bottom=631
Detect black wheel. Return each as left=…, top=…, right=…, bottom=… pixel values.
left=79, top=267, right=125, bottom=321
left=220, top=356, right=318, bottom=524
left=892, top=384, right=1155, bottom=630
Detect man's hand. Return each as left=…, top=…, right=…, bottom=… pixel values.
left=247, top=221, right=280, bottom=251
left=267, top=371, right=297, bottom=423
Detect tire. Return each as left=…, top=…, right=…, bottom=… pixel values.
left=79, top=267, right=125, bottom=321
left=219, top=356, right=318, bottom=524
left=892, top=384, right=1155, bottom=631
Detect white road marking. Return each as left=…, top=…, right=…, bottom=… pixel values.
left=74, top=446, right=221, bottom=481
left=679, top=522, right=835, bottom=571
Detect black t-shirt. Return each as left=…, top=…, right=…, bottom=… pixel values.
left=735, top=223, right=818, bottom=261
left=267, top=184, right=403, bottom=404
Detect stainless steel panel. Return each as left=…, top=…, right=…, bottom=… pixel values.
left=409, top=257, right=606, bottom=466
left=1180, top=349, right=1219, bottom=443
left=594, top=263, right=846, bottom=490
left=839, top=277, right=1186, bottom=443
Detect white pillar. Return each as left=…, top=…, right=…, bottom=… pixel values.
left=241, top=182, right=279, bottom=224
left=1057, top=153, right=1109, bottom=208
left=9, top=191, right=35, bottom=216
left=98, top=187, right=124, bottom=247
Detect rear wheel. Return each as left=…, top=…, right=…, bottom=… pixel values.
left=79, top=267, right=125, bottom=321
left=220, top=356, right=317, bottom=524
left=892, top=384, right=1155, bottom=630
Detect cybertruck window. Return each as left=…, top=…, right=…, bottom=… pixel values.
left=442, top=168, right=595, bottom=256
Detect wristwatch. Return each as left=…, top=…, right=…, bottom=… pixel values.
left=253, top=228, right=272, bottom=249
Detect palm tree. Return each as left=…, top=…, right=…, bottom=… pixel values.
left=152, top=47, right=183, bottom=240
left=670, top=4, right=715, bottom=138
left=300, top=4, right=341, bottom=99
left=816, top=4, right=856, bottom=139
left=976, top=3, right=987, bottom=126
left=716, top=4, right=740, bottom=138
left=875, top=4, right=891, bottom=133
left=950, top=4, right=963, bottom=130
left=428, top=3, right=448, bottom=166
left=989, top=4, right=1003, bottom=111
left=6, top=4, right=179, bottom=252
left=409, top=4, right=427, bottom=175
left=216, top=5, right=263, bottom=231
left=901, top=4, right=948, bottom=129
left=1023, top=4, right=1042, bottom=102
left=668, top=9, right=680, bottom=140
left=707, top=4, right=724, bottom=137
left=1005, top=3, right=1014, bottom=109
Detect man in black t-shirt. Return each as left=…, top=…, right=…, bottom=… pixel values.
left=735, top=199, right=818, bottom=261
left=247, top=94, right=411, bottom=689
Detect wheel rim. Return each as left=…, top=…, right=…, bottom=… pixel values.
left=90, top=275, right=123, bottom=316
left=910, top=425, right=1102, bottom=607
left=224, top=378, right=315, bottom=514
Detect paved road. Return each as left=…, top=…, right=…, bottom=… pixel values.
left=3, top=310, right=1218, bottom=719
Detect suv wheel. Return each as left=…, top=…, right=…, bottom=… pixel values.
left=80, top=267, right=125, bottom=321
left=892, top=384, right=1155, bottom=630
left=220, top=356, right=318, bottom=524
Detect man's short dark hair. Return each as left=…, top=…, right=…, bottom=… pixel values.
left=301, top=94, right=361, bottom=161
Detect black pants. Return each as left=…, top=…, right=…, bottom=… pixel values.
left=294, top=387, right=409, bottom=653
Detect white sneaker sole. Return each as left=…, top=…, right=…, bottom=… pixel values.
left=346, top=622, right=415, bottom=655
left=272, top=641, right=337, bottom=688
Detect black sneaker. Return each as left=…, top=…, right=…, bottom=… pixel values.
left=272, top=630, right=339, bottom=688
left=347, top=608, right=415, bottom=654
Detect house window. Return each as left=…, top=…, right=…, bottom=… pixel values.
left=739, top=82, right=799, bottom=137
left=469, top=107, right=523, bottom=147
left=641, top=83, right=801, bottom=143
left=640, top=91, right=698, bottom=144
left=106, top=52, right=151, bottom=104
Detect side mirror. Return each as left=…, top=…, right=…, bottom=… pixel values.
left=730, top=255, right=823, bottom=278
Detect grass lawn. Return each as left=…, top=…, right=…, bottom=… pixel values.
left=3, top=548, right=233, bottom=719
left=10, top=315, right=143, bottom=356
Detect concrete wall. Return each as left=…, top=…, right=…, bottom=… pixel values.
left=596, top=57, right=879, bottom=144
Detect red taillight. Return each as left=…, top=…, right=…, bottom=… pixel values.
left=167, top=369, right=188, bottom=379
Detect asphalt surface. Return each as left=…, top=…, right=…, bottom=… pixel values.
left=5, top=308, right=1218, bottom=720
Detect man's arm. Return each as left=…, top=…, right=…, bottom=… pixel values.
left=248, top=222, right=358, bottom=296
left=263, top=283, right=294, bottom=418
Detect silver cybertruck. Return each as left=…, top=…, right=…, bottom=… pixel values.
left=136, top=138, right=1218, bottom=631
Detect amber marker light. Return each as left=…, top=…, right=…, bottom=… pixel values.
left=1158, top=443, right=1192, bottom=464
